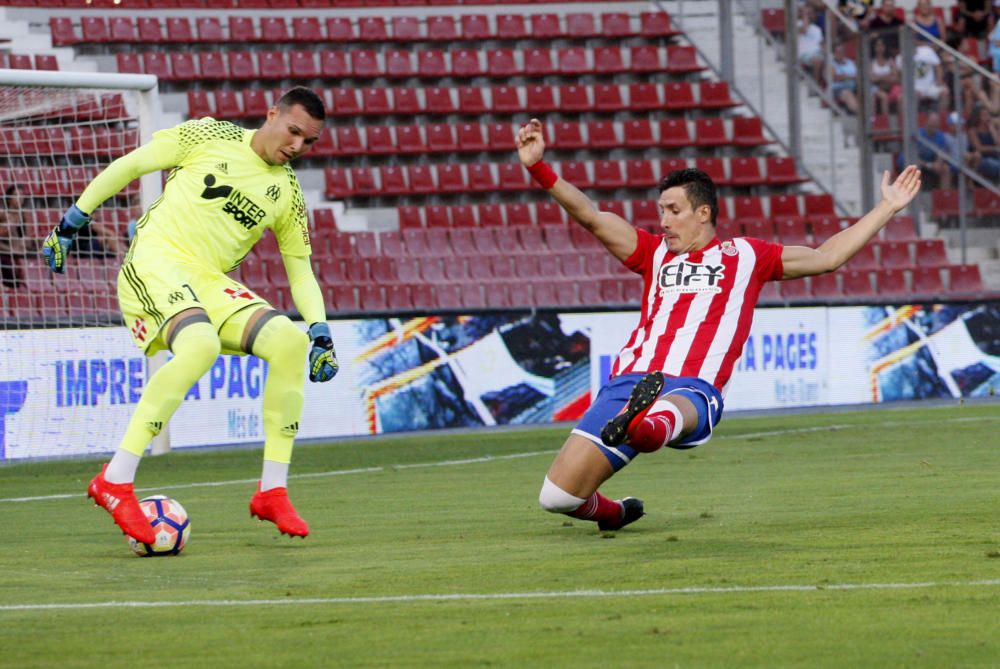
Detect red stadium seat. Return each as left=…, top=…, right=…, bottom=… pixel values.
left=628, top=83, right=661, bottom=111
left=694, top=118, right=728, bottom=147
left=457, top=123, right=487, bottom=152
left=398, top=205, right=423, bottom=229
left=911, top=266, right=945, bottom=295
left=214, top=90, right=242, bottom=118
left=594, top=47, right=626, bottom=74
left=878, top=241, right=912, bottom=268
left=699, top=81, right=739, bottom=109
left=423, top=86, right=455, bottom=114
left=228, top=51, right=257, bottom=80
left=487, top=49, right=519, bottom=78
left=290, top=50, right=319, bottom=79
left=386, top=50, right=415, bottom=78
left=663, top=82, right=697, bottom=111
left=524, top=48, right=556, bottom=76
left=930, top=189, right=960, bottom=219
left=324, top=167, right=350, bottom=198
left=352, top=50, right=380, bottom=78
left=358, top=17, right=388, bottom=42
left=659, top=119, right=692, bottom=148
left=195, top=17, right=223, bottom=42
left=329, top=88, right=361, bottom=116
left=350, top=167, right=378, bottom=196
left=81, top=16, right=110, bottom=43
left=666, top=45, right=703, bottom=73
left=561, top=161, right=592, bottom=189
left=187, top=90, right=213, bottom=118
left=526, top=85, right=558, bottom=112
left=594, top=160, right=626, bottom=189
left=258, top=51, right=289, bottom=79
left=487, top=122, right=515, bottom=151
left=490, top=85, right=521, bottom=112
left=559, top=84, right=591, bottom=111
left=777, top=219, right=810, bottom=246
left=391, top=16, right=422, bottom=41
left=437, top=164, right=466, bottom=193
left=425, top=205, right=451, bottom=228
left=593, top=84, right=626, bottom=112
left=761, top=8, right=786, bottom=34
left=496, top=14, right=527, bottom=40
left=452, top=49, right=483, bottom=78
left=766, top=156, right=808, bottom=185
left=914, top=239, right=948, bottom=266
left=729, top=157, right=764, bottom=187
left=632, top=200, right=659, bottom=229
left=169, top=52, right=196, bottom=81
left=142, top=52, right=171, bottom=79
left=458, top=86, right=488, bottom=114
left=292, top=17, right=323, bottom=42
left=629, top=46, right=662, bottom=72
left=552, top=122, right=585, bottom=150
left=336, top=126, right=364, bottom=155
left=108, top=17, right=137, bottom=42
left=531, top=13, right=562, bottom=38
left=478, top=204, right=504, bottom=228
left=319, top=51, right=349, bottom=78
left=804, top=193, right=836, bottom=218
left=695, top=157, right=727, bottom=185
left=407, top=165, right=436, bottom=194
left=326, top=17, right=354, bottom=42
left=623, top=119, right=656, bottom=148
left=875, top=268, right=908, bottom=296
left=769, top=195, right=803, bottom=225
left=949, top=264, right=983, bottom=293
left=587, top=121, right=618, bottom=149
left=260, top=16, right=289, bottom=42
left=227, top=16, right=256, bottom=42
left=366, top=126, right=395, bottom=155
left=810, top=273, right=841, bottom=299
left=461, top=14, right=492, bottom=41
left=811, top=217, right=843, bottom=242
left=50, top=18, right=78, bottom=47
left=848, top=245, right=878, bottom=270
left=640, top=11, right=680, bottom=38
left=427, top=15, right=458, bottom=41
left=602, top=12, right=634, bottom=37
left=395, top=125, right=425, bottom=154
left=732, top=116, right=772, bottom=146
left=467, top=164, right=497, bottom=192
left=361, top=87, right=391, bottom=115
left=566, top=12, right=598, bottom=37
left=780, top=277, right=810, bottom=301
left=498, top=163, right=530, bottom=191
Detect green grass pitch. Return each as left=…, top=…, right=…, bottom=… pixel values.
left=1, top=403, right=998, bottom=668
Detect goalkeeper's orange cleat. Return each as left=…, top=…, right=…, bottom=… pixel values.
left=249, top=484, right=310, bottom=538
left=87, top=465, right=156, bottom=544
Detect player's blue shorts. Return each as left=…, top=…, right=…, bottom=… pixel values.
left=572, top=373, right=724, bottom=471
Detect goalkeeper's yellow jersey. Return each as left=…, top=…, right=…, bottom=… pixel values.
left=129, top=117, right=310, bottom=272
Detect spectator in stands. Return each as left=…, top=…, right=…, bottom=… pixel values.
left=960, top=68, right=1000, bottom=115
left=871, top=37, right=900, bottom=115
left=955, top=0, right=991, bottom=41
left=967, top=104, right=1000, bottom=178
left=911, top=40, right=951, bottom=113
left=516, top=117, right=922, bottom=533
left=0, top=184, right=27, bottom=289
left=74, top=218, right=125, bottom=260
left=830, top=43, right=860, bottom=113
left=798, top=4, right=825, bottom=83
left=989, top=7, right=1000, bottom=71
left=841, top=0, right=874, bottom=21
left=862, top=0, right=904, bottom=52
left=912, top=0, right=945, bottom=41
left=900, top=112, right=954, bottom=189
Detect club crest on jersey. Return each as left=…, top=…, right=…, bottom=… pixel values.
left=720, top=240, right=738, bottom=256
left=658, top=260, right=726, bottom=295
left=265, top=184, right=281, bottom=202
left=200, top=174, right=266, bottom=230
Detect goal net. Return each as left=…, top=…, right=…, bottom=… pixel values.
left=0, top=69, right=161, bottom=461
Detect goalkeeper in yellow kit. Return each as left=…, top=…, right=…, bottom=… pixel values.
left=42, top=87, right=336, bottom=542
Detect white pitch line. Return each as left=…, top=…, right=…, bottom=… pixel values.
left=3, top=579, right=999, bottom=612
left=2, top=415, right=995, bottom=504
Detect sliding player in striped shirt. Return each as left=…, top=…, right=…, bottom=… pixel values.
left=516, top=118, right=921, bottom=531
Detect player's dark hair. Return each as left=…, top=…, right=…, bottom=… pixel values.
left=277, top=87, right=326, bottom=121
left=659, top=168, right=718, bottom=225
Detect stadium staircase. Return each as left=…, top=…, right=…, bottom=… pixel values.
left=0, top=0, right=991, bottom=323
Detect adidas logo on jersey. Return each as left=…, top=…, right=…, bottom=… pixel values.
left=659, top=261, right=726, bottom=295
left=215, top=162, right=229, bottom=174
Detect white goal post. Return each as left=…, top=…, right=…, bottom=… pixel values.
left=0, top=69, right=175, bottom=459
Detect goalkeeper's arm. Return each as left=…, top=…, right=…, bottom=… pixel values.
left=42, top=138, right=179, bottom=272
left=282, top=255, right=338, bottom=382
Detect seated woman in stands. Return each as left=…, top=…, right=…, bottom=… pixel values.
left=966, top=104, right=1000, bottom=180
left=870, top=37, right=899, bottom=115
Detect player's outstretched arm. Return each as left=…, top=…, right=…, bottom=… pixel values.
left=41, top=138, right=179, bottom=272
left=516, top=118, right=637, bottom=262
left=282, top=255, right=338, bottom=382
left=781, top=166, right=921, bottom=279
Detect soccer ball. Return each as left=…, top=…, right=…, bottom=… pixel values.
left=128, top=495, right=191, bottom=557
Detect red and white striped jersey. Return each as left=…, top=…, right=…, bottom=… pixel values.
left=611, top=230, right=784, bottom=396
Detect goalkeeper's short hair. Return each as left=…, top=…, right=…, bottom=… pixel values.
left=277, top=87, right=325, bottom=122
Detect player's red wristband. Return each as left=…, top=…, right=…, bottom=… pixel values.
left=526, top=161, right=558, bottom=189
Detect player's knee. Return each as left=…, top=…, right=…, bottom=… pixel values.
left=538, top=477, right=585, bottom=513
left=170, top=321, right=221, bottom=372
left=257, top=316, right=309, bottom=364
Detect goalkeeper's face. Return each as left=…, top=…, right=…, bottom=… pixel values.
left=260, top=104, right=324, bottom=166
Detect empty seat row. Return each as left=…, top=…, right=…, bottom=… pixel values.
left=765, top=264, right=983, bottom=301
left=27, top=0, right=618, bottom=8
left=322, top=152, right=775, bottom=199
left=0, top=166, right=141, bottom=198
left=0, top=126, right=139, bottom=158
left=931, top=188, right=1000, bottom=219
left=117, top=45, right=702, bottom=82
left=0, top=53, right=58, bottom=70
left=188, top=81, right=740, bottom=121
left=1, top=92, right=128, bottom=124
left=52, top=12, right=678, bottom=46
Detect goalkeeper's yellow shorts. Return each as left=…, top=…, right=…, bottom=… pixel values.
left=117, top=255, right=270, bottom=355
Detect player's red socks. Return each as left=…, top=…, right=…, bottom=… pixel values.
left=628, top=411, right=678, bottom=453
left=568, top=492, right=623, bottom=526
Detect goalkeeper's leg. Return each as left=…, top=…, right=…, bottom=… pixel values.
left=221, top=308, right=311, bottom=537
left=90, top=309, right=220, bottom=543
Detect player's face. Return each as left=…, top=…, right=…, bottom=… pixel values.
left=262, top=104, right=324, bottom=165
left=657, top=186, right=711, bottom=254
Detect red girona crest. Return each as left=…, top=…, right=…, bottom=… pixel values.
left=224, top=288, right=255, bottom=300
left=720, top=241, right=738, bottom=256
left=131, top=318, right=147, bottom=342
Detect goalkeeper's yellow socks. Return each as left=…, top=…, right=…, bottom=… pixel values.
left=113, top=321, right=221, bottom=476
left=248, top=315, right=309, bottom=468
